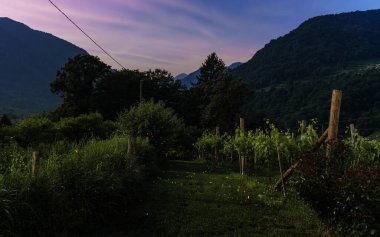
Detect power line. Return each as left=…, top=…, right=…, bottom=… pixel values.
left=47, top=0, right=126, bottom=70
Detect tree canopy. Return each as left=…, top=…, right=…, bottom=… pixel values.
left=50, top=54, right=111, bottom=118
left=191, top=53, right=250, bottom=132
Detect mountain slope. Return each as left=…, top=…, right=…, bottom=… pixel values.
left=174, top=73, right=188, bottom=80
left=180, top=62, right=242, bottom=88
left=233, top=10, right=380, bottom=132
left=0, top=17, right=87, bottom=116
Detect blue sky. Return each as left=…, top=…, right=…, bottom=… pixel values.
left=1, top=0, right=380, bottom=74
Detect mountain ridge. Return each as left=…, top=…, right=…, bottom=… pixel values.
left=0, top=17, right=88, bottom=116
left=232, top=9, right=380, bottom=132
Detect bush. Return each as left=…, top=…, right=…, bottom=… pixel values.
left=1, top=113, right=116, bottom=147
left=14, top=116, right=55, bottom=147
left=55, top=113, right=116, bottom=141
left=117, top=100, right=187, bottom=159
left=295, top=148, right=380, bottom=236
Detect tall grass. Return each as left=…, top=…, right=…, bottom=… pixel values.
left=0, top=136, right=155, bottom=236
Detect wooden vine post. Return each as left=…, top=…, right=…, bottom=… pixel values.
left=326, top=89, right=342, bottom=158
left=273, top=89, right=343, bottom=190
left=239, top=117, right=246, bottom=175
left=32, top=151, right=39, bottom=176
left=140, top=79, right=143, bottom=102
left=276, top=145, right=286, bottom=196
left=350, top=124, right=355, bottom=142
left=127, top=135, right=134, bottom=155
left=300, top=120, right=307, bottom=134
left=215, top=126, right=220, bottom=161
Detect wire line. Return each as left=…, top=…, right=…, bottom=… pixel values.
left=47, top=0, right=126, bottom=70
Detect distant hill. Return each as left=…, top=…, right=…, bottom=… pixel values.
left=179, top=62, right=242, bottom=88
left=174, top=73, right=188, bottom=80
left=233, top=10, right=380, bottom=133
left=0, top=17, right=87, bottom=116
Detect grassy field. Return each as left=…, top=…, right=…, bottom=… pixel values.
left=96, top=160, right=326, bottom=237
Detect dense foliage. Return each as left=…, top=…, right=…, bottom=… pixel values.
left=195, top=121, right=320, bottom=169
left=117, top=100, right=192, bottom=159
left=51, top=55, right=111, bottom=118
left=191, top=53, right=250, bottom=132
left=0, top=136, right=154, bottom=236
left=0, top=113, right=115, bottom=147
left=296, top=149, right=380, bottom=236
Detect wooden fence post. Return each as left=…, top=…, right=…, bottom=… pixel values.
left=215, top=126, right=219, bottom=161
left=327, top=89, right=342, bottom=158
left=127, top=135, right=134, bottom=155
left=239, top=117, right=246, bottom=175
left=140, top=80, right=143, bottom=102
left=350, top=124, right=355, bottom=142
left=32, top=151, right=39, bottom=176
left=300, top=120, right=306, bottom=134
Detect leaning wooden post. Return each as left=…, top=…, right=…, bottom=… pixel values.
left=32, top=151, right=39, bottom=176
left=273, top=129, right=328, bottom=190
left=327, top=89, right=342, bottom=158
left=240, top=117, right=246, bottom=175
left=350, top=124, right=355, bottom=142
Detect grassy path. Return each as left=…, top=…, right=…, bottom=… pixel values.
left=105, top=160, right=325, bottom=237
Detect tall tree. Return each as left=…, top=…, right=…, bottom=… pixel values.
left=50, top=54, right=111, bottom=118
left=191, top=53, right=249, bottom=131
left=143, top=69, right=188, bottom=119
left=94, top=69, right=142, bottom=120
left=0, top=114, right=12, bottom=126
left=197, top=52, right=226, bottom=86
left=202, top=73, right=250, bottom=132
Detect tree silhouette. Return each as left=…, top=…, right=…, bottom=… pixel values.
left=51, top=54, right=111, bottom=118
left=0, top=114, right=12, bottom=126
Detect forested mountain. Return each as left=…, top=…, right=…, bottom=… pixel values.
left=233, top=10, right=380, bottom=133
left=0, top=17, right=87, bottom=116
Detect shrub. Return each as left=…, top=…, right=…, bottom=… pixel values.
left=295, top=148, right=380, bottom=236
left=0, top=113, right=116, bottom=147
left=14, top=116, right=55, bottom=147
left=117, top=100, right=186, bottom=159
left=55, top=113, right=116, bottom=141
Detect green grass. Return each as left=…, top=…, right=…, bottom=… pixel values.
left=95, top=160, right=326, bottom=237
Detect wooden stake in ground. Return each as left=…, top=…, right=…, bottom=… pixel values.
left=350, top=124, right=355, bottom=142
left=215, top=127, right=220, bottom=161
left=300, top=120, right=307, bottom=134
left=128, top=135, right=134, bottom=155
left=327, top=89, right=342, bottom=158
left=140, top=79, right=143, bottom=102
left=276, top=146, right=286, bottom=196
left=240, top=117, right=246, bottom=175
left=32, top=151, right=39, bottom=176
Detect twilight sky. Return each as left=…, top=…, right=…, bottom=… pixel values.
left=1, top=0, right=380, bottom=75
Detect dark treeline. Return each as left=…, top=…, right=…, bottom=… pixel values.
left=49, top=53, right=251, bottom=134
